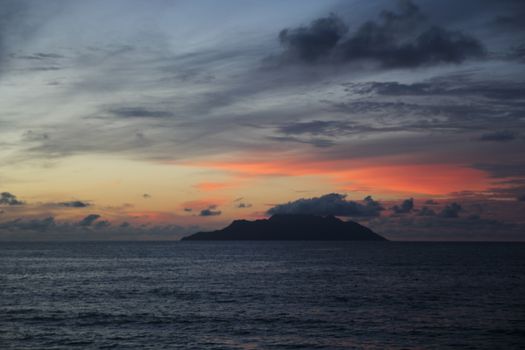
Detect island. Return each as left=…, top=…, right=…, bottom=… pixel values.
left=181, top=214, right=387, bottom=241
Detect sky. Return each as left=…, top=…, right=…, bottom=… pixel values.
left=1, top=0, right=524, bottom=241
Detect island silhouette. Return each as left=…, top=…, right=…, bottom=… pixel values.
left=181, top=214, right=387, bottom=241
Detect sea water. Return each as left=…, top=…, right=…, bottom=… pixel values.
left=1, top=241, right=524, bottom=349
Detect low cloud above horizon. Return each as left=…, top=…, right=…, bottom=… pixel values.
left=1, top=0, right=524, bottom=241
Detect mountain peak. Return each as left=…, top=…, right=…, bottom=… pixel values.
left=182, top=214, right=387, bottom=241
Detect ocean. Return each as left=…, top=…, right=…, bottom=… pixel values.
left=1, top=241, right=524, bottom=349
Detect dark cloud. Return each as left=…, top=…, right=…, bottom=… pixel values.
left=278, top=120, right=352, bottom=136
left=25, top=65, right=61, bottom=71
left=352, top=80, right=525, bottom=100
left=468, top=179, right=525, bottom=201
left=467, top=214, right=480, bottom=221
left=183, top=208, right=192, bottom=212
left=418, top=206, right=436, bottom=216
left=508, top=43, right=525, bottom=62
left=0, top=216, right=55, bottom=232
left=0, top=1, right=63, bottom=75
left=472, top=163, right=525, bottom=178
left=0, top=1, right=25, bottom=67
left=143, top=193, right=151, bottom=199
left=109, top=107, right=174, bottom=119
left=199, top=204, right=221, bottom=216
left=275, top=1, right=484, bottom=68
left=439, top=202, right=462, bottom=218
left=340, top=25, right=484, bottom=68
left=16, top=52, right=64, bottom=60
left=0, top=192, right=24, bottom=206
left=378, top=0, right=425, bottom=28
left=236, top=202, right=252, bottom=209
left=267, top=193, right=383, bottom=217
left=490, top=0, right=525, bottom=33
left=478, top=130, right=517, bottom=142
left=267, top=135, right=335, bottom=148
left=392, top=198, right=414, bottom=214
left=518, top=194, right=525, bottom=202
left=78, top=214, right=101, bottom=227
left=199, top=207, right=222, bottom=216
left=278, top=13, right=348, bottom=63
left=59, top=200, right=90, bottom=208
left=23, top=130, right=49, bottom=141
left=359, top=99, right=520, bottom=125
left=94, top=220, right=110, bottom=229
left=326, top=76, right=525, bottom=137
left=493, top=15, right=525, bottom=31
left=0, top=216, right=197, bottom=240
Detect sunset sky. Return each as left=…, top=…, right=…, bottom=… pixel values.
left=1, top=0, right=524, bottom=240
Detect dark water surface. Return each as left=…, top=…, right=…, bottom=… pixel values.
left=1, top=241, right=524, bottom=349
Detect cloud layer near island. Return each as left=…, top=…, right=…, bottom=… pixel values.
left=267, top=193, right=383, bottom=217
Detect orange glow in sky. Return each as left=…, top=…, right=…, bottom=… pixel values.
left=185, top=158, right=492, bottom=196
